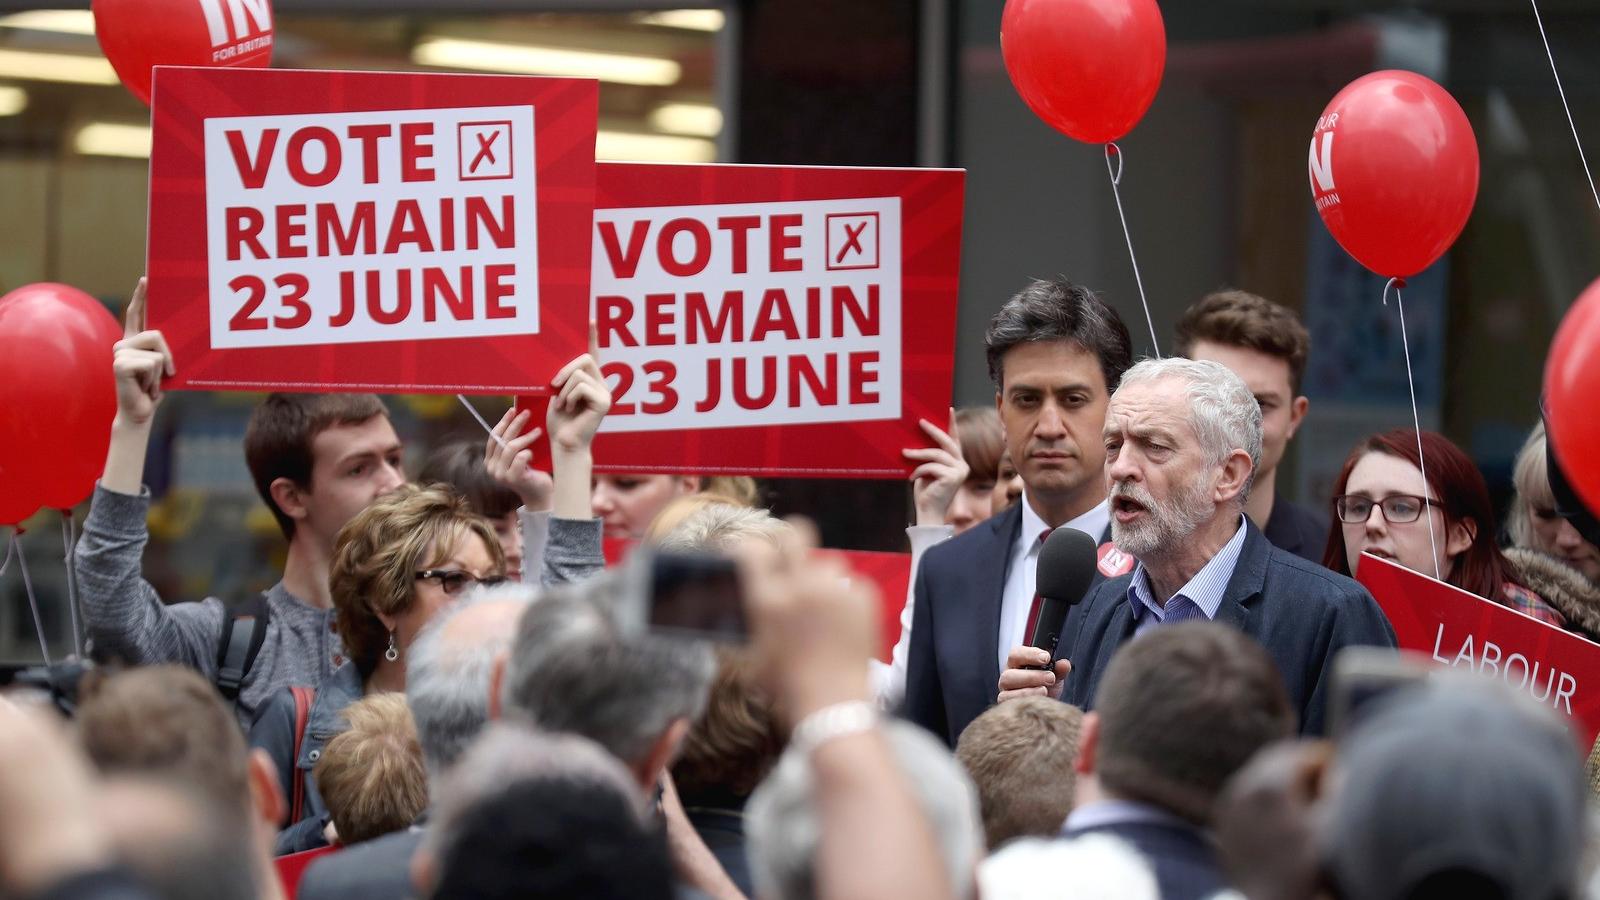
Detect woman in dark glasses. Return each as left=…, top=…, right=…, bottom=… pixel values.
left=250, top=483, right=506, bottom=854
left=1503, top=422, right=1600, bottom=642
left=1323, top=428, right=1562, bottom=626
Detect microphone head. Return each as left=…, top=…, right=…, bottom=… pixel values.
left=1037, top=527, right=1100, bottom=606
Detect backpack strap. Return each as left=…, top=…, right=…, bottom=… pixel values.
left=288, top=685, right=316, bottom=824
left=216, top=593, right=272, bottom=707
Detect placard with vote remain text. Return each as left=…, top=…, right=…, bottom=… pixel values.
left=146, top=66, right=597, bottom=394
left=520, top=162, right=965, bottom=478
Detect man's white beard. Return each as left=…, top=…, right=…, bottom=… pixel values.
left=1111, top=476, right=1214, bottom=559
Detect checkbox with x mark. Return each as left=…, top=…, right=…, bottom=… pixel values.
left=825, top=212, right=879, bottom=271
left=457, top=121, right=514, bottom=181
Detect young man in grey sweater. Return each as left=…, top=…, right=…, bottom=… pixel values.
left=75, top=279, right=607, bottom=727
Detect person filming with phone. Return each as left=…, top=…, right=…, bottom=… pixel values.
left=997, top=358, right=1395, bottom=735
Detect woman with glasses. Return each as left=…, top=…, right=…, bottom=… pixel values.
left=1323, top=428, right=1563, bottom=626
left=250, top=483, right=506, bottom=854
left=1503, top=422, right=1600, bottom=640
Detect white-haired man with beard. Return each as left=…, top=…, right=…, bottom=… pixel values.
left=997, top=358, right=1395, bottom=735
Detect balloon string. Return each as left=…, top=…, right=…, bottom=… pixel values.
left=1383, top=278, right=1442, bottom=582
left=457, top=394, right=510, bottom=450
left=1103, top=143, right=1161, bottom=358
left=0, top=528, right=14, bottom=580
left=61, top=513, right=82, bottom=659
left=12, top=528, right=52, bottom=667
left=1528, top=0, right=1600, bottom=216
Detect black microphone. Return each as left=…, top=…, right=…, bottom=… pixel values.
left=1027, top=528, right=1100, bottom=663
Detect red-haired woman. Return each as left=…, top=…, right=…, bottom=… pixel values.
left=1323, top=429, right=1564, bottom=625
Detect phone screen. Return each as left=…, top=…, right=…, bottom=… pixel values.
left=1328, top=648, right=1431, bottom=737
left=649, top=551, right=748, bottom=641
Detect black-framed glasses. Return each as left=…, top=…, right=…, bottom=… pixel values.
left=415, top=569, right=508, bottom=596
left=1334, top=494, right=1438, bottom=525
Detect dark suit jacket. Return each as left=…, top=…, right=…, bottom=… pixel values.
left=1064, top=817, right=1224, bottom=900
left=1060, top=520, right=1396, bottom=735
left=904, top=503, right=1113, bottom=745
left=296, top=828, right=424, bottom=900
left=1263, top=495, right=1331, bottom=564
left=686, top=807, right=752, bottom=897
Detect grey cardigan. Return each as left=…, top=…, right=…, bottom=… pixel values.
left=74, top=485, right=605, bottom=729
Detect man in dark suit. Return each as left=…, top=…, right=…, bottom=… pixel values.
left=1062, top=622, right=1297, bottom=900
left=1175, top=290, right=1329, bottom=562
left=999, top=358, right=1395, bottom=735
left=903, top=278, right=1134, bottom=746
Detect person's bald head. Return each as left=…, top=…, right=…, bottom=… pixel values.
left=406, top=585, right=536, bottom=777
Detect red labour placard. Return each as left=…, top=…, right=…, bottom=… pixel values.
left=1358, top=552, right=1600, bottom=746
left=521, top=162, right=965, bottom=478
left=146, top=66, right=597, bottom=394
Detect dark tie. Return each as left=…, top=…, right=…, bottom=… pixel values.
left=1022, top=528, right=1055, bottom=640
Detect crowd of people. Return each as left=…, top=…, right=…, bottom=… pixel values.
left=0, top=274, right=1597, bottom=900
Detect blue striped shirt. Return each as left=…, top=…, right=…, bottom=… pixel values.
left=1128, top=516, right=1248, bottom=634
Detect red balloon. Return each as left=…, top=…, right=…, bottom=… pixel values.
left=93, top=0, right=274, bottom=105
left=0, top=284, right=122, bottom=512
left=1001, top=0, right=1166, bottom=144
left=1545, top=277, right=1600, bottom=515
left=0, top=463, right=40, bottom=527
left=1309, top=70, right=1479, bottom=279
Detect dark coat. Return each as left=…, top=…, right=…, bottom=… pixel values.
left=247, top=663, right=363, bottom=855
left=1262, top=495, right=1331, bottom=565
left=1059, top=520, right=1397, bottom=735
left=1065, top=817, right=1225, bottom=900
left=296, top=828, right=424, bottom=900
left=903, top=503, right=1114, bottom=745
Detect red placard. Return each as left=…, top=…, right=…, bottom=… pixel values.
left=147, top=66, right=597, bottom=394
left=520, top=162, right=964, bottom=478
left=602, top=538, right=911, bottom=660
left=1357, top=552, right=1600, bottom=745
left=844, top=548, right=914, bottom=662
left=274, top=845, right=337, bottom=898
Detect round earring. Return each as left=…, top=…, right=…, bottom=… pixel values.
left=384, top=631, right=399, bottom=662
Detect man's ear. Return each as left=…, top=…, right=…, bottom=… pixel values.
left=634, top=718, right=691, bottom=792
left=247, top=749, right=286, bottom=830
left=1075, top=712, right=1099, bottom=777
left=1216, top=449, right=1255, bottom=505
left=487, top=651, right=507, bottom=720
left=268, top=477, right=311, bottom=524
left=1286, top=396, right=1310, bottom=439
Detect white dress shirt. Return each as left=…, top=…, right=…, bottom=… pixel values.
left=996, top=494, right=1111, bottom=671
